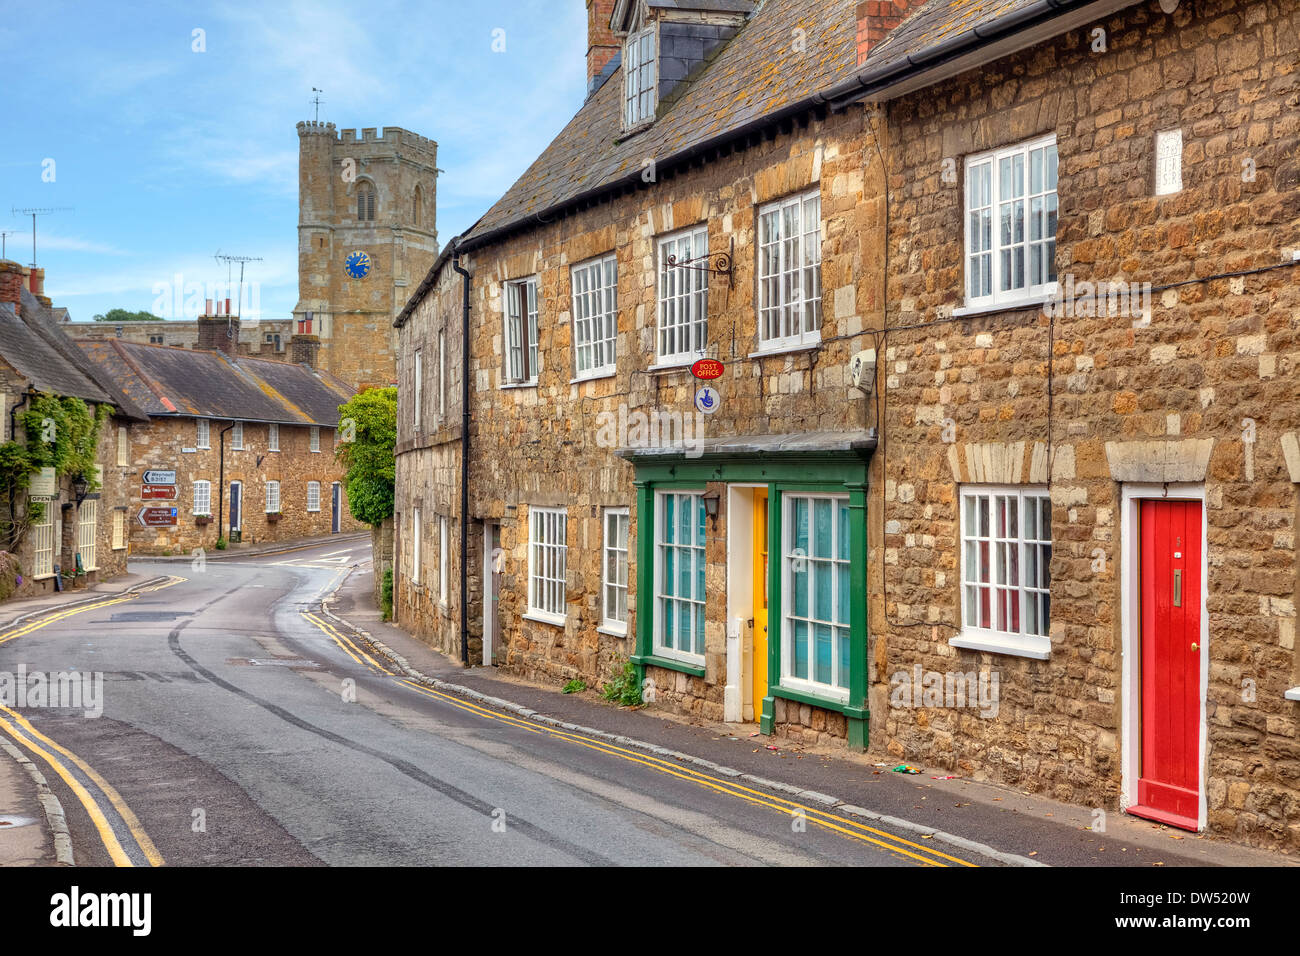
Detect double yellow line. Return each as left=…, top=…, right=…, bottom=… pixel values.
left=0, top=576, right=183, bottom=866
left=301, top=610, right=395, bottom=676
left=298, top=609, right=977, bottom=867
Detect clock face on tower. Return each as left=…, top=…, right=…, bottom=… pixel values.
left=344, top=251, right=371, bottom=279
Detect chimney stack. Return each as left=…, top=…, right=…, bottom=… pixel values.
left=289, top=333, right=320, bottom=368
left=28, top=267, right=45, bottom=298
left=856, top=0, right=925, bottom=66
left=586, top=0, right=620, bottom=91
left=197, top=316, right=240, bottom=356
left=0, top=260, right=29, bottom=317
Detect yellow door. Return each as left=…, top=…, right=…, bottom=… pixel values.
left=752, top=489, right=769, bottom=713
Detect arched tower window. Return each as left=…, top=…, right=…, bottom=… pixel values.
left=357, top=182, right=376, bottom=221
left=412, top=185, right=424, bottom=228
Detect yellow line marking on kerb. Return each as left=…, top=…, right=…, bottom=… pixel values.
left=394, top=679, right=975, bottom=868
left=0, top=578, right=182, bottom=866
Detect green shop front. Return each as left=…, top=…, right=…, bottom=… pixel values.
left=619, top=431, right=876, bottom=748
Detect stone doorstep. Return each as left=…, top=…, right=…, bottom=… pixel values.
left=324, top=568, right=1295, bottom=868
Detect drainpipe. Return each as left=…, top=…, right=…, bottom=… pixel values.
left=452, top=243, right=472, bottom=666
left=217, top=422, right=234, bottom=541
left=8, top=387, right=33, bottom=445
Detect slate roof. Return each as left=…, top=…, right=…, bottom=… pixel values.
left=76, top=341, right=353, bottom=427
left=397, top=0, right=1107, bottom=324
left=0, top=287, right=116, bottom=406
left=822, top=0, right=1130, bottom=103
left=465, top=0, right=857, bottom=243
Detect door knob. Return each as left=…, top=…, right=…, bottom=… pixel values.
left=1191, top=642, right=1199, bottom=651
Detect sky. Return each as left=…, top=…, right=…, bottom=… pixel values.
left=0, top=0, right=587, bottom=322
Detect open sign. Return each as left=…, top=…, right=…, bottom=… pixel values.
left=691, top=358, right=724, bottom=380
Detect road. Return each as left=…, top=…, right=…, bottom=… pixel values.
left=0, top=537, right=999, bottom=867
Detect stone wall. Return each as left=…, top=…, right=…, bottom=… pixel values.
left=874, top=0, right=1300, bottom=848
left=295, top=121, right=440, bottom=390
left=123, top=417, right=362, bottom=554
left=0, top=402, right=134, bottom=602
left=66, top=319, right=293, bottom=357
left=396, top=103, right=886, bottom=711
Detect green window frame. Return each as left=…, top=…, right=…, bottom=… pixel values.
left=626, top=448, right=872, bottom=748
left=781, top=493, right=852, bottom=701
left=653, top=490, right=707, bottom=664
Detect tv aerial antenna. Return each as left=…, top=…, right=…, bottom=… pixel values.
left=213, top=252, right=263, bottom=329
left=311, top=88, right=324, bottom=123
left=0, top=231, right=19, bottom=260
left=11, top=206, right=73, bottom=266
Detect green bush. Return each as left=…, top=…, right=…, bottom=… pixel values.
left=601, top=659, right=642, bottom=707
left=381, top=567, right=393, bottom=621
left=215, top=537, right=228, bottom=550
left=562, top=679, right=587, bottom=694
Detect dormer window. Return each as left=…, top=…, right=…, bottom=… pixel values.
left=623, top=27, right=656, bottom=129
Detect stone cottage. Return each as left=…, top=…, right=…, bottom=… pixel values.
left=396, top=0, right=885, bottom=742
left=78, top=317, right=364, bottom=554
left=0, top=260, right=140, bottom=600
left=393, top=0, right=1300, bottom=849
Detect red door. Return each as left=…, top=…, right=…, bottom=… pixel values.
left=1132, top=499, right=1202, bottom=830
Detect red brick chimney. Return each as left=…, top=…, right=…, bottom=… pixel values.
left=587, top=0, right=620, bottom=87
left=0, top=260, right=28, bottom=316
left=856, top=0, right=925, bottom=65
left=28, top=267, right=44, bottom=298
left=197, top=315, right=240, bottom=356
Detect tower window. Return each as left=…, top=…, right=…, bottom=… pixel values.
left=413, top=185, right=424, bottom=227
left=357, top=182, right=376, bottom=221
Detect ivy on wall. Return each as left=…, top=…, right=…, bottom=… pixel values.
left=0, top=394, right=111, bottom=551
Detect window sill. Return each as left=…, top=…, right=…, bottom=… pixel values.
left=499, top=381, right=538, bottom=390
left=1285, top=686, right=1300, bottom=702
left=949, top=631, right=1051, bottom=660
left=634, top=651, right=706, bottom=678
left=597, top=624, right=628, bottom=639
left=112, top=546, right=126, bottom=551
left=774, top=680, right=850, bottom=708
left=522, top=611, right=567, bottom=629
left=32, top=574, right=55, bottom=581
left=748, top=339, right=821, bottom=361
left=646, top=360, right=696, bottom=374
left=769, top=686, right=863, bottom=717
left=571, top=371, right=616, bottom=385
left=952, top=292, right=1055, bottom=318
left=617, top=119, right=655, bottom=142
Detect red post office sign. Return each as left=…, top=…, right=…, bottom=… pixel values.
left=691, top=358, right=725, bottom=380
left=141, top=484, right=178, bottom=500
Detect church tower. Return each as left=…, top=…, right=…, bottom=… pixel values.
left=293, top=121, right=439, bottom=390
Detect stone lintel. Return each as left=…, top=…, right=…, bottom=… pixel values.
left=1104, top=439, right=1214, bottom=484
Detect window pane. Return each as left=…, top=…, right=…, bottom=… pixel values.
left=814, top=624, right=832, bottom=686
left=792, top=620, right=808, bottom=679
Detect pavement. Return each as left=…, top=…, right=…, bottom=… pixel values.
left=324, top=560, right=1298, bottom=869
